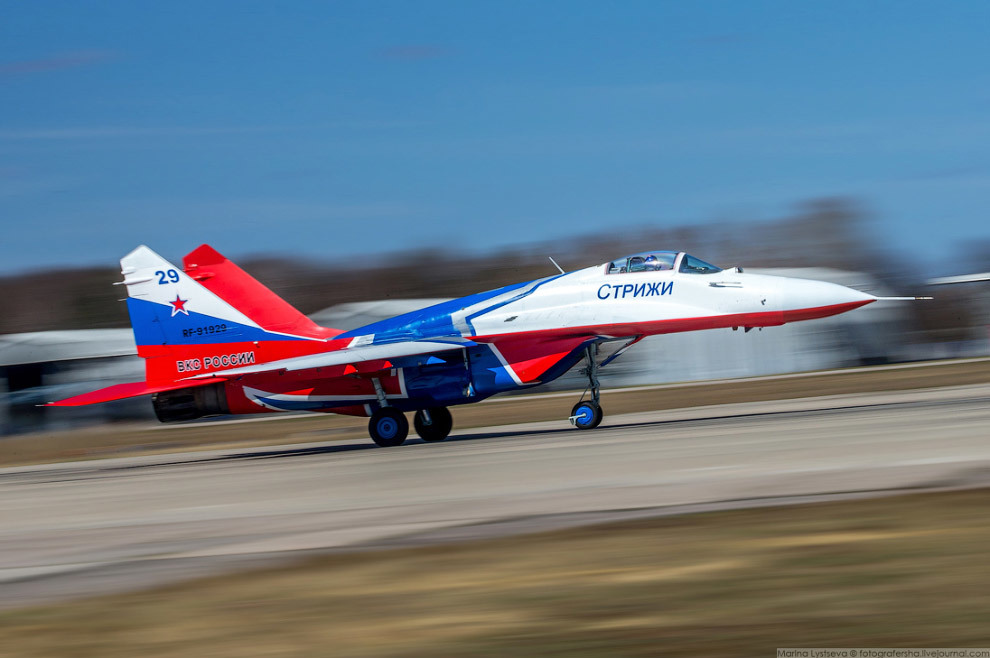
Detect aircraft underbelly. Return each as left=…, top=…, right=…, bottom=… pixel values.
left=220, top=343, right=557, bottom=416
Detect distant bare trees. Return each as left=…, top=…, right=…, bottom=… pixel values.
left=0, top=197, right=983, bottom=347
left=0, top=267, right=127, bottom=335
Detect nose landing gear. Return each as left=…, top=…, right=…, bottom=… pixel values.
left=569, top=345, right=604, bottom=430
left=570, top=400, right=603, bottom=429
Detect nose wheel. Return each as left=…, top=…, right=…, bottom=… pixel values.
left=569, top=344, right=605, bottom=430
left=570, top=400, right=603, bottom=429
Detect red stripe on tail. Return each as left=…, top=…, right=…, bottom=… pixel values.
left=182, top=244, right=341, bottom=340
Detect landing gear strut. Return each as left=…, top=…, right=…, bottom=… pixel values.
left=570, top=345, right=604, bottom=430
left=368, top=377, right=408, bottom=447
left=414, top=407, right=453, bottom=442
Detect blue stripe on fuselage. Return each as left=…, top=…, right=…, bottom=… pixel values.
left=336, top=273, right=571, bottom=345
left=126, top=298, right=309, bottom=346
left=335, top=280, right=532, bottom=344
left=463, top=272, right=568, bottom=331
left=253, top=394, right=332, bottom=412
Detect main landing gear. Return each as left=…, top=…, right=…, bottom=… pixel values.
left=570, top=345, right=604, bottom=430
left=368, top=407, right=408, bottom=447
left=367, top=377, right=453, bottom=447
left=368, top=376, right=408, bottom=447
left=369, top=407, right=453, bottom=446
left=414, top=407, right=453, bottom=442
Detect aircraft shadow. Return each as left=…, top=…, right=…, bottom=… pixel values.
left=199, top=407, right=802, bottom=463
left=96, top=396, right=950, bottom=473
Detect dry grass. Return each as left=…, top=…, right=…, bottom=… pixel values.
left=4, top=359, right=989, bottom=467
left=2, top=489, right=990, bottom=656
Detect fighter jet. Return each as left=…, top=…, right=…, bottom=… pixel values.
left=50, top=245, right=899, bottom=446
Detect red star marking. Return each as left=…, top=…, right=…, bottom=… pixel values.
left=169, top=294, right=189, bottom=317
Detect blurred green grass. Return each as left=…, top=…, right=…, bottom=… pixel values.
left=2, top=488, right=990, bottom=657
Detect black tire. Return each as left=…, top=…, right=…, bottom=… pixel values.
left=571, top=401, right=603, bottom=430
left=414, top=407, right=453, bottom=442
left=368, top=408, right=409, bottom=447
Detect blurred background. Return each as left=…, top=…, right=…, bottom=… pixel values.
left=2, top=1, right=989, bottom=434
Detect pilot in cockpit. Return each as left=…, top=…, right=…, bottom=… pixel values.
left=643, top=255, right=669, bottom=271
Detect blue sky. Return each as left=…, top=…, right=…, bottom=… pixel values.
left=2, top=0, right=989, bottom=274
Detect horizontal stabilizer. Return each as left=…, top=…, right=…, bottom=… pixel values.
left=185, top=338, right=477, bottom=380
left=46, top=378, right=224, bottom=407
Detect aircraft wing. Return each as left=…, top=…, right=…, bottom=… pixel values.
left=184, top=337, right=477, bottom=380
left=472, top=334, right=639, bottom=385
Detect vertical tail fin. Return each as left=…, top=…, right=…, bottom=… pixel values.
left=120, top=246, right=331, bottom=384
left=182, top=244, right=340, bottom=340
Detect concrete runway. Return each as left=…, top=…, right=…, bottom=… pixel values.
left=2, top=382, right=989, bottom=610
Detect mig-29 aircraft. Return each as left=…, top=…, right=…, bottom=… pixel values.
left=50, top=245, right=891, bottom=446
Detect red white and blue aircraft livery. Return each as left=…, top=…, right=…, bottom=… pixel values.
left=50, top=244, right=880, bottom=446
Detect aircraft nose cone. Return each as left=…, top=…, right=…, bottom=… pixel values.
left=779, top=277, right=875, bottom=322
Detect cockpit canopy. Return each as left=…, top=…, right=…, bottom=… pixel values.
left=679, top=253, right=723, bottom=274
left=606, top=251, right=722, bottom=275
left=607, top=251, right=677, bottom=274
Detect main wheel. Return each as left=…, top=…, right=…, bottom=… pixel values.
left=368, top=408, right=409, bottom=447
left=570, top=401, right=603, bottom=430
left=414, top=407, right=453, bottom=442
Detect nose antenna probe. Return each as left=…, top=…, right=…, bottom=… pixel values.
left=548, top=256, right=565, bottom=274
left=873, top=296, right=934, bottom=301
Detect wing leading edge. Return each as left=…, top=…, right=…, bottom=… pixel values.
left=183, top=337, right=478, bottom=380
